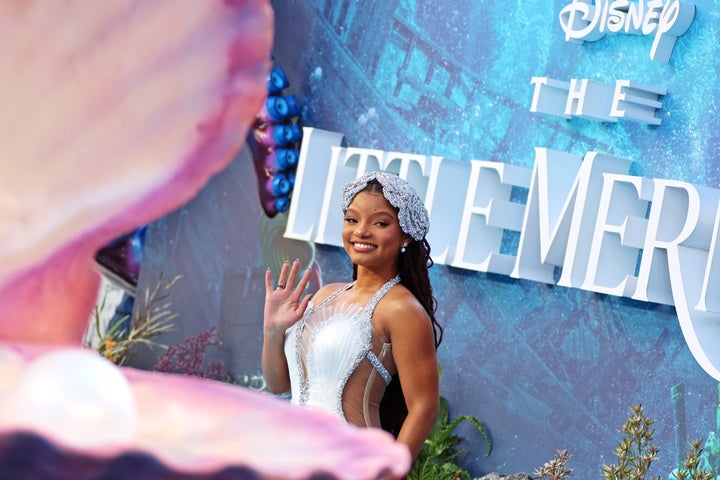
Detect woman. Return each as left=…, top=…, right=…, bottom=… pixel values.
left=262, top=171, right=443, bottom=459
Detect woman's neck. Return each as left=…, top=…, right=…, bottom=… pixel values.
left=353, top=267, right=399, bottom=291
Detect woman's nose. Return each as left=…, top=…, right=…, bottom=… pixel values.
left=354, top=224, right=370, bottom=237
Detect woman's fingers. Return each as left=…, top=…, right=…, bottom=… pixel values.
left=276, top=261, right=290, bottom=289
left=289, top=260, right=302, bottom=290
left=298, top=292, right=312, bottom=312
left=294, top=266, right=312, bottom=296
left=282, top=259, right=305, bottom=292
left=279, top=260, right=293, bottom=290
left=267, top=260, right=309, bottom=297
left=264, top=267, right=274, bottom=293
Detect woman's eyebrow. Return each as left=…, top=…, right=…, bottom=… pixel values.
left=346, top=208, right=396, bottom=219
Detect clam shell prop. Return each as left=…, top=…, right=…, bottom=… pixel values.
left=0, top=2, right=411, bottom=479
left=0, top=343, right=410, bottom=479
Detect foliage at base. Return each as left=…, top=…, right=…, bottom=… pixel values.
left=671, top=439, right=717, bottom=480
left=534, top=404, right=717, bottom=480
left=535, top=449, right=573, bottom=480
left=409, top=395, right=492, bottom=480
left=602, top=404, right=661, bottom=480
left=85, top=274, right=179, bottom=365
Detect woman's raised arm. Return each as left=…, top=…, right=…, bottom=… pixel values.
left=261, top=259, right=312, bottom=393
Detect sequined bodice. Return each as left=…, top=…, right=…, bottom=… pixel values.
left=284, top=276, right=400, bottom=425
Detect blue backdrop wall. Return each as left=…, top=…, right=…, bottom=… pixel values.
left=135, top=0, right=720, bottom=477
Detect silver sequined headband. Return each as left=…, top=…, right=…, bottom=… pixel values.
left=341, top=171, right=429, bottom=241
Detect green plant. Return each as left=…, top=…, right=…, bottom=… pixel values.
left=536, top=405, right=719, bottom=480
left=601, top=404, right=661, bottom=480
left=409, top=395, right=492, bottom=480
left=85, top=275, right=179, bottom=365
left=672, top=439, right=716, bottom=480
left=535, top=448, right=573, bottom=480
left=702, top=430, right=720, bottom=476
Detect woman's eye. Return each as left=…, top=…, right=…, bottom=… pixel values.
left=344, top=217, right=357, bottom=223
left=375, top=221, right=389, bottom=227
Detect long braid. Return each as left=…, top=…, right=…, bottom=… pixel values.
left=379, top=238, right=442, bottom=437
left=398, top=238, right=442, bottom=347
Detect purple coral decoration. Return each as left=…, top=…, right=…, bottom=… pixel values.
left=152, top=328, right=233, bottom=383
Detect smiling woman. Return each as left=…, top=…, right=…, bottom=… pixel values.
left=343, top=189, right=409, bottom=270
left=263, top=170, right=444, bottom=461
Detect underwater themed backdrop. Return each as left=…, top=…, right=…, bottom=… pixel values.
left=136, top=0, right=720, bottom=477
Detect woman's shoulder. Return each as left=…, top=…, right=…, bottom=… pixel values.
left=373, top=285, right=432, bottom=343
left=377, top=283, right=428, bottom=322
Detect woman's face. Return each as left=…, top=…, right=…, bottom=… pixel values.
left=342, top=190, right=407, bottom=273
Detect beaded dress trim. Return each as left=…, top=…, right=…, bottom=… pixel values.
left=284, top=275, right=401, bottom=419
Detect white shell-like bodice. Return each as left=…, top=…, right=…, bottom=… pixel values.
left=284, top=276, right=400, bottom=419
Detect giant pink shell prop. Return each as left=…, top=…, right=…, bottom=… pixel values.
left=0, top=342, right=410, bottom=479
left=0, top=2, right=411, bottom=478
left=0, top=0, right=273, bottom=343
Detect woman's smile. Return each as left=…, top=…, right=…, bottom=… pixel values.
left=352, top=242, right=377, bottom=252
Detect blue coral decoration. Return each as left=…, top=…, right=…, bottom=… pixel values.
left=247, top=67, right=303, bottom=217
